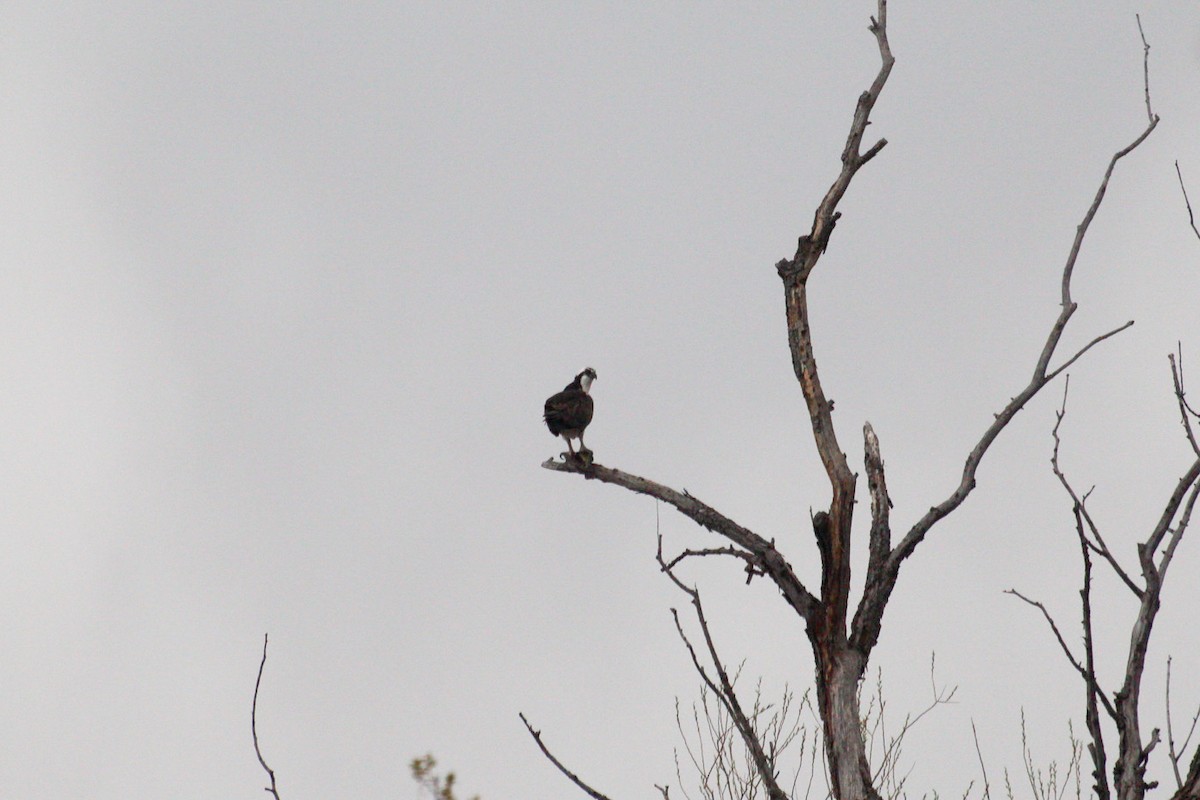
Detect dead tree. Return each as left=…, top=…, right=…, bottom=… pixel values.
left=533, top=3, right=1159, bottom=799
left=1009, top=357, right=1200, bottom=800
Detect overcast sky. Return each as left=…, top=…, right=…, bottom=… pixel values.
left=2, top=3, right=1199, bottom=799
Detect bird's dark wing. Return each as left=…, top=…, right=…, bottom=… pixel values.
left=544, top=389, right=593, bottom=436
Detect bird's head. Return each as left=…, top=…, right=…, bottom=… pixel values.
left=577, top=367, right=597, bottom=394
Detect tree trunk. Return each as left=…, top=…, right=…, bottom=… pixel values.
left=813, top=644, right=880, bottom=800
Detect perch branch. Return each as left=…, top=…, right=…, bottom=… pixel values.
left=543, top=457, right=819, bottom=621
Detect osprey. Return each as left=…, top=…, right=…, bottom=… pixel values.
left=544, top=368, right=596, bottom=459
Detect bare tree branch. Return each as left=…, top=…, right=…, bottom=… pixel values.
left=1135, top=15, right=1155, bottom=124
left=252, top=633, right=282, bottom=800
left=895, top=11, right=1160, bottom=565
left=971, top=720, right=992, bottom=800
left=1173, top=750, right=1200, bottom=800
left=887, top=87, right=1154, bottom=569
left=773, top=0, right=894, bottom=642
left=1039, top=361, right=1200, bottom=800
left=1004, top=589, right=1117, bottom=722
left=542, top=457, right=820, bottom=622
left=1050, top=379, right=1142, bottom=598
left=1174, top=162, right=1200, bottom=245
left=664, top=545, right=766, bottom=586
left=669, top=611, right=787, bottom=800
left=1141, top=458, right=1200, bottom=567
left=768, top=7, right=897, bottom=796
left=659, top=537, right=790, bottom=800
left=1077, top=505, right=1112, bottom=800
left=1164, top=658, right=1200, bottom=792
left=1045, top=321, right=1137, bottom=382
left=862, top=658, right=957, bottom=797
left=1170, top=351, right=1200, bottom=457
left=540, top=10, right=1168, bottom=800
left=519, top=713, right=616, bottom=800
left=1161, top=477, right=1200, bottom=578
left=863, top=422, right=892, bottom=587
left=1166, top=656, right=1200, bottom=800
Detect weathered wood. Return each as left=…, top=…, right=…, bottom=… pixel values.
left=542, top=457, right=820, bottom=622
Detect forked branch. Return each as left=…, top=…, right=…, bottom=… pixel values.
left=1024, top=352, right=1200, bottom=800
left=851, top=18, right=1160, bottom=657
left=1165, top=658, right=1200, bottom=795
left=542, top=457, right=819, bottom=622
left=1051, top=380, right=1141, bottom=598
left=1004, top=588, right=1117, bottom=722
left=659, top=538, right=789, bottom=800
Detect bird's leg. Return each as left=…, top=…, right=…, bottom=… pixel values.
left=562, top=435, right=577, bottom=461
left=577, top=433, right=593, bottom=463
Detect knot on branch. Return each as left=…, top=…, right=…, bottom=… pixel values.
left=791, top=213, right=843, bottom=268
left=776, top=257, right=801, bottom=284
left=813, top=511, right=831, bottom=560
left=818, top=212, right=841, bottom=253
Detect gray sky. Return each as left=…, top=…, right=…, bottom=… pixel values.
left=2, top=3, right=1199, bottom=798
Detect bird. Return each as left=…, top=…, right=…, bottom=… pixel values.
left=544, top=368, right=597, bottom=461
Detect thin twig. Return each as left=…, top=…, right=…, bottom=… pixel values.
left=1005, top=589, right=1117, bottom=722
left=1136, top=15, right=1154, bottom=123
left=1175, top=162, right=1200, bottom=244
left=665, top=545, right=765, bottom=585
left=1050, top=378, right=1141, bottom=598
left=519, top=713, right=615, bottom=800
left=1167, top=658, right=1185, bottom=790
left=1158, top=478, right=1200, bottom=580
left=1165, top=658, right=1200, bottom=800
left=1171, top=352, right=1200, bottom=457
left=1142, top=457, right=1200, bottom=565
left=971, top=720, right=992, bottom=800
left=1045, top=321, right=1136, bottom=382
left=252, top=633, right=282, bottom=800
left=658, top=536, right=790, bottom=800
left=867, top=658, right=957, bottom=793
